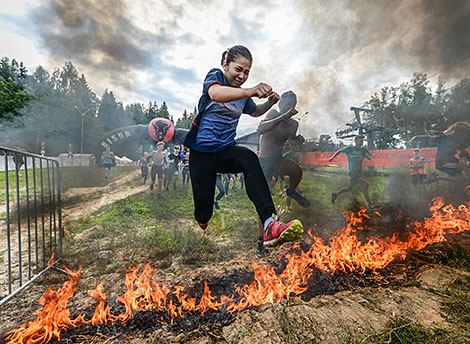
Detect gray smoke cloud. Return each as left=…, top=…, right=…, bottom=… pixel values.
left=29, top=0, right=200, bottom=98
left=293, top=0, right=470, bottom=139
left=31, top=0, right=159, bottom=72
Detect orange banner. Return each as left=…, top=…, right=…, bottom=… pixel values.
left=299, top=148, right=437, bottom=168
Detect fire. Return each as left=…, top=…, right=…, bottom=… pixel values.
left=4, top=197, right=470, bottom=344
left=304, top=197, right=470, bottom=273
left=4, top=267, right=86, bottom=344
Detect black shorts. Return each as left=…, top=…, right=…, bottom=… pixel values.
left=436, top=157, right=460, bottom=176
left=103, top=163, right=113, bottom=169
left=259, top=156, right=283, bottom=182
left=411, top=174, right=426, bottom=184
left=151, top=165, right=164, bottom=179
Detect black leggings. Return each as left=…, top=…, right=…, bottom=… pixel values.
left=189, top=145, right=275, bottom=224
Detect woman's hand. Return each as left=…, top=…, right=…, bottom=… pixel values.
left=249, top=83, right=273, bottom=98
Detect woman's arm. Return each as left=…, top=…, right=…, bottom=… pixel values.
left=208, top=82, right=273, bottom=103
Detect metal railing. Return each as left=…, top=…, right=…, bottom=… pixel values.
left=0, top=146, right=62, bottom=305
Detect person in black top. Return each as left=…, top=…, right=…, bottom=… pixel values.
left=181, top=150, right=190, bottom=187
left=165, top=145, right=181, bottom=190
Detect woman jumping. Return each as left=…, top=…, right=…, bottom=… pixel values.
left=184, top=45, right=303, bottom=257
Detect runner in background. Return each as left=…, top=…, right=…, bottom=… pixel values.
left=329, top=135, right=376, bottom=208
left=165, top=145, right=181, bottom=190
left=409, top=148, right=427, bottom=195
left=410, top=122, right=470, bottom=186
left=101, top=146, right=116, bottom=179
left=139, top=151, right=150, bottom=184
left=149, top=142, right=165, bottom=198
left=181, top=150, right=190, bottom=187
left=257, top=90, right=310, bottom=208
left=280, top=142, right=303, bottom=210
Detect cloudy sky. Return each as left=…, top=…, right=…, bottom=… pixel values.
left=1, top=0, right=469, bottom=140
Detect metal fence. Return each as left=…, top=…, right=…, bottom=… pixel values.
left=0, top=146, right=62, bottom=306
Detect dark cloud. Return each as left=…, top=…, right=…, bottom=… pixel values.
left=28, top=0, right=206, bottom=113
left=30, top=0, right=168, bottom=73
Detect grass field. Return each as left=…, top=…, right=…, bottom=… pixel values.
left=63, top=165, right=463, bottom=272
left=3, top=164, right=470, bottom=343
left=0, top=166, right=136, bottom=205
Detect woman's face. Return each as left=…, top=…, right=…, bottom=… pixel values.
left=223, top=56, right=251, bottom=87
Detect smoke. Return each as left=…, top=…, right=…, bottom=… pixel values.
left=292, top=0, right=470, bottom=139
left=28, top=0, right=201, bottom=101
left=31, top=0, right=159, bottom=72
left=25, top=0, right=470, bottom=140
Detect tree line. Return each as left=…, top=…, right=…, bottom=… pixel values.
left=0, top=57, right=197, bottom=155
left=362, top=72, right=470, bottom=148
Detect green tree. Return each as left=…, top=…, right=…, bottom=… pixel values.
left=0, top=57, right=33, bottom=121
left=125, top=102, right=147, bottom=125
left=175, top=106, right=197, bottom=129
left=0, top=76, right=33, bottom=121
left=97, top=90, right=131, bottom=133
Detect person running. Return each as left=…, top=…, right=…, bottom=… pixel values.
left=410, top=122, right=470, bottom=186
left=257, top=90, right=310, bottom=208
left=214, top=173, right=227, bottom=210
left=164, top=145, right=181, bottom=190
left=329, top=135, right=375, bottom=208
left=409, top=148, right=427, bottom=191
left=101, top=146, right=116, bottom=179
left=139, top=151, right=150, bottom=184
left=181, top=150, right=190, bottom=187
left=183, top=45, right=304, bottom=257
left=281, top=142, right=304, bottom=210
left=136, top=144, right=144, bottom=160
left=149, top=142, right=166, bottom=198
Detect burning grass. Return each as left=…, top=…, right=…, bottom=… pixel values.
left=3, top=195, right=470, bottom=343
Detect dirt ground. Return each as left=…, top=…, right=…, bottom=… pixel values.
left=1, top=171, right=469, bottom=343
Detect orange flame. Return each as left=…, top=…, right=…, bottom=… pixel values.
left=5, top=197, right=470, bottom=344
left=5, top=267, right=85, bottom=344
left=304, top=197, right=470, bottom=273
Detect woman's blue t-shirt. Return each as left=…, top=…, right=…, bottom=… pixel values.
left=193, top=69, right=256, bottom=153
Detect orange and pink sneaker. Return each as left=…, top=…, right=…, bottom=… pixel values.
left=263, top=219, right=303, bottom=248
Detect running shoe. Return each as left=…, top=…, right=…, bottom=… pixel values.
left=198, top=221, right=208, bottom=230
left=150, top=184, right=154, bottom=190
left=263, top=219, right=303, bottom=248
left=286, top=189, right=311, bottom=207
left=214, top=201, right=220, bottom=210
left=331, top=192, right=338, bottom=204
